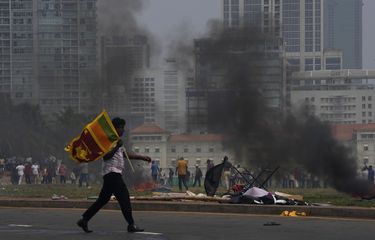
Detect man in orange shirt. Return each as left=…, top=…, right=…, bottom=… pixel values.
left=175, top=157, right=188, bottom=191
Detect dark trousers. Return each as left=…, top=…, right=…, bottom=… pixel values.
left=82, top=172, right=134, bottom=225
left=79, top=173, right=89, bottom=187
left=178, top=175, right=188, bottom=191
left=193, top=177, right=201, bottom=187
left=60, top=175, right=66, bottom=184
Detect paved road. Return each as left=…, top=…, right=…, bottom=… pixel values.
left=0, top=207, right=374, bottom=240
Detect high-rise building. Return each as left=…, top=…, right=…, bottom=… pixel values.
left=324, top=0, right=363, bottom=69
left=223, top=0, right=282, bottom=37
left=222, top=0, right=343, bottom=72
left=100, top=35, right=150, bottom=124
left=187, top=36, right=286, bottom=132
left=130, top=68, right=161, bottom=125
left=161, top=58, right=187, bottom=134
left=0, top=0, right=35, bottom=105
left=0, top=0, right=97, bottom=115
left=36, top=0, right=97, bottom=115
left=291, top=69, right=375, bottom=124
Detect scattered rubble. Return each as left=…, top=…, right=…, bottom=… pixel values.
left=51, top=194, right=68, bottom=200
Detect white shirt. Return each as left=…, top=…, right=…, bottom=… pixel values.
left=31, top=164, right=39, bottom=175
left=16, top=165, right=25, bottom=176
left=102, top=146, right=125, bottom=176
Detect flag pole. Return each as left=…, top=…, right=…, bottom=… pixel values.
left=123, top=148, right=135, bottom=173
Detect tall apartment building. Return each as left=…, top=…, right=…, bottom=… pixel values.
left=324, top=0, right=363, bottom=69
left=222, top=0, right=343, bottom=72
left=131, top=68, right=162, bottom=125
left=0, top=0, right=35, bottom=105
left=187, top=36, right=286, bottom=132
left=0, top=0, right=97, bottom=115
left=36, top=0, right=97, bottom=115
left=161, top=58, right=187, bottom=134
left=100, top=35, right=150, bottom=122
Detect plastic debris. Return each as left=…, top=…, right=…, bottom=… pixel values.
left=280, top=210, right=307, bottom=217
left=51, top=194, right=68, bottom=200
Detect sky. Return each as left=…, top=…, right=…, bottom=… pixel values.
left=138, top=0, right=375, bottom=69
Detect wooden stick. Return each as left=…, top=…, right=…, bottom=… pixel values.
left=123, top=148, right=135, bottom=173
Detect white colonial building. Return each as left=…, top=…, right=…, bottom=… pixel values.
left=129, top=123, right=233, bottom=173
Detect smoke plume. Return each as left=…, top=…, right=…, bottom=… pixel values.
left=190, top=25, right=372, bottom=196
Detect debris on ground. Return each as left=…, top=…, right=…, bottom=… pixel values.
left=51, top=194, right=68, bottom=200
left=226, top=187, right=309, bottom=205
left=280, top=210, right=307, bottom=217
left=263, top=222, right=281, bottom=226
left=133, top=191, right=231, bottom=203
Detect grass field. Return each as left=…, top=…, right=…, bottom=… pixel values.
left=1, top=183, right=375, bottom=208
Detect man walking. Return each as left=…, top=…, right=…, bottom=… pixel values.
left=76, top=117, right=151, bottom=233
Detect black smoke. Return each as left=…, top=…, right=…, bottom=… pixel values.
left=190, top=25, right=372, bottom=196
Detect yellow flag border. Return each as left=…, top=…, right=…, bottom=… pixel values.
left=64, top=110, right=120, bottom=163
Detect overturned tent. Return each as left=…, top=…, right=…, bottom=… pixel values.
left=204, top=160, right=226, bottom=196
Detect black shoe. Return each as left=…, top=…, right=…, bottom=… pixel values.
left=127, top=224, right=144, bottom=233
left=77, top=218, right=93, bottom=233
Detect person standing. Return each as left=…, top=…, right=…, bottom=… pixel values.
left=58, top=163, right=67, bottom=184
left=175, top=157, right=188, bottom=191
left=31, top=162, right=40, bottom=184
left=362, top=164, right=375, bottom=183
left=16, top=162, right=25, bottom=185
left=222, top=156, right=232, bottom=193
left=150, top=160, right=159, bottom=183
left=192, top=164, right=203, bottom=187
left=76, top=117, right=151, bottom=234
left=41, top=166, right=48, bottom=184
left=206, top=159, right=214, bottom=172
left=79, top=162, right=89, bottom=187
left=70, top=171, right=77, bottom=184
left=24, top=162, right=32, bottom=184
left=168, top=168, right=174, bottom=186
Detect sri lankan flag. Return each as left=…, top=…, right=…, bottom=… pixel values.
left=64, top=110, right=119, bottom=163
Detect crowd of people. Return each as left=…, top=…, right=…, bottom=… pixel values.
left=147, top=156, right=375, bottom=193
left=0, top=158, right=91, bottom=187
left=148, top=158, right=210, bottom=191
left=2, top=156, right=374, bottom=191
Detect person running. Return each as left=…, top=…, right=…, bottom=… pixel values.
left=76, top=117, right=151, bottom=234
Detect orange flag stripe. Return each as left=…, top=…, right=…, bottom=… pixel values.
left=87, top=120, right=114, bottom=151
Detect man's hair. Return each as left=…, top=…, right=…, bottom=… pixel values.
left=112, top=117, right=126, bottom=128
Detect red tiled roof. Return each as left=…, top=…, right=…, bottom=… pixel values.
left=130, top=123, right=167, bottom=134
left=169, top=134, right=230, bottom=142
left=332, top=123, right=375, bottom=141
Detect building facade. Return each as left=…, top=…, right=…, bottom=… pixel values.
left=161, top=58, right=187, bottom=134
left=332, top=124, right=375, bottom=174
left=291, top=69, right=375, bottom=124
left=130, top=68, right=162, bottom=125
left=0, top=0, right=35, bottom=104
left=100, top=35, right=150, bottom=124
left=0, top=0, right=97, bottom=115
left=324, top=0, right=362, bottom=69
left=129, top=123, right=234, bottom=174
left=222, top=0, right=343, bottom=72
left=36, top=0, right=98, bottom=115
left=187, top=36, right=286, bottom=132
